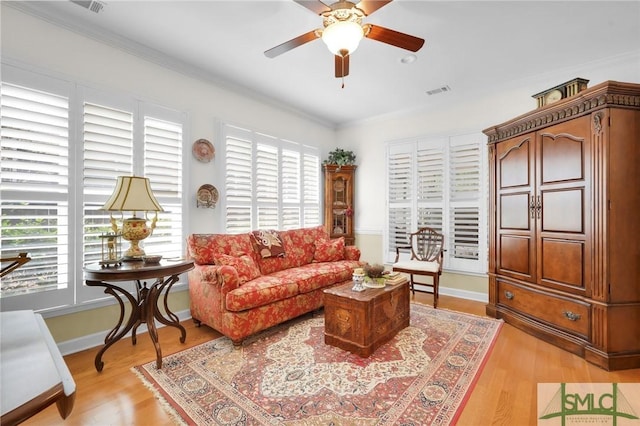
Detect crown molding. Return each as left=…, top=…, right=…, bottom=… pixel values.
left=5, top=2, right=336, bottom=130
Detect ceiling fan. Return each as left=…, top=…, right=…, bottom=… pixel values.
left=264, top=0, right=425, bottom=86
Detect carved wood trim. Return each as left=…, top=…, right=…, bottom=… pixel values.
left=593, top=112, right=604, bottom=134
left=484, top=81, right=640, bottom=144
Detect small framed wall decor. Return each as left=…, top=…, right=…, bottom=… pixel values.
left=193, top=139, right=215, bottom=163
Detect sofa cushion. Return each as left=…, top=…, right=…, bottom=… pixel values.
left=225, top=276, right=299, bottom=312
left=256, top=226, right=328, bottom=275
left=313, top=237, right=345, bottom=262
left=269, top=260, right=361, bottom=294
left=250, top=230, right=285, bottom=259
left=214, top=254, right=261, bottom=285
left=187, top=233, right=257, bottom=265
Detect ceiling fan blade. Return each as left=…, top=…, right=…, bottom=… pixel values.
left=335, top=54, right=350, bottom=78
left=356, top=0, right=392, bottom=16
left=294, top=0, right=331, bottom=15
left=264, top=30, right=320, bottom=58
left=366, top=25, right=425, bottom=52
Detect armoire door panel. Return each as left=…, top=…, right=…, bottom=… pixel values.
left=539, top=132, right=585, bottom=184
left=541, top=239, right=585, bottom=290
left=542, top=189, right=584, bottom=233
left=500, top=193, right=531, bottom=229
left=499, top=235, right=532, bottom=276
left=498, top=137, right=532, bottom=189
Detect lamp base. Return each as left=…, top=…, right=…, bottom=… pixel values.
left=121, top=217, right=152, bottom=261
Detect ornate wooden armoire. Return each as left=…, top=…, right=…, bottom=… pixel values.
left=484, top=81, right=640, bottom=370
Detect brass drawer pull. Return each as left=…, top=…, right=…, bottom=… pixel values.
left=504, top=290, right=514, bottom=300
left=563, top=311, right=581, bottom=321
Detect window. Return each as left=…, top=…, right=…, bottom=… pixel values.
left=222, top=124, right=320, bottom=233
left=385, top=133, right=487, bottom=274
left=1, top=65, right=186, bottom=311
left=1, top=78, right=73, bottom=310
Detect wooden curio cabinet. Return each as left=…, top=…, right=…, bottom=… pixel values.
left=323, top=164, right=356, bottom=245
left=485, top=81, right=640, bottom=370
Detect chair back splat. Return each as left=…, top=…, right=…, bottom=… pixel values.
left=392, top=227, right=444, bottom=308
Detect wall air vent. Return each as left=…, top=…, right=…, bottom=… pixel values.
left=70, top=0, right=106, bottom=14
left=426, top=85, right=452, bottom=96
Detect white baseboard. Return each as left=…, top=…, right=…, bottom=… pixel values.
left=413, top=284, right=488, bottom=304
left=56, top=309, right=192, bottom=356
left=440, top=286, right=488, bottom=303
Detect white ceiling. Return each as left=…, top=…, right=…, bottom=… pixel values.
left=11, top=1, right=640, bottom=128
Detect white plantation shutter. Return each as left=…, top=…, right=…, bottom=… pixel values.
left=450, top=206, right=480, bottom=260
left=281, top=146, right=300, bottom=229
left=1, top=67, right=187, bottom=311
left=142, top=116, right=183, bottom=259
left=256, top=140, right=278, bottom=228
left=222, top=124, right=320, bottom=233
left=416, top=141, right=445, bottom=234
left=80, top=99, right=185, bottom=284
left=387, top=144, right=413, bottom=259
left=82, top=102, right=134, bottom=265
left=1, top=80, right=72, bottom=308
left=417, top=143, right=444, bottom=202
left=385, top=134, right=487, bottom=273
left=450, top=143, right=480, bottom=200
left=447, top=137, right=483, bottom=270
left=417, top=208, right=443, bottom=232
left=256, top=142, right=278, bottom=203
left=225, top=126, right=253, bottom=233
left=303, top=151, right=320, bottom=225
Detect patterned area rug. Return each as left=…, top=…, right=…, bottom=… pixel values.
left=133, top=303, right=502, bottom=425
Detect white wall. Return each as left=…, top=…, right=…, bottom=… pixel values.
left=1, top=4, right=337, bottom=235
left=338, top=51, right=640, bottom=238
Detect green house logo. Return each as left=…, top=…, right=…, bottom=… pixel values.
left=538, top=383, right=639, bottom=426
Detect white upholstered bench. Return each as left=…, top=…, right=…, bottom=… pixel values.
left=1, top=310, right=76, bottom=425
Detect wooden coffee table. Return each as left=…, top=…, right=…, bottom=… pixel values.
left=323, top=279, right=410, bottom=357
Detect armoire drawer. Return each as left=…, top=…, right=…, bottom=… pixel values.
left=497, top=280, right=590, bottom=339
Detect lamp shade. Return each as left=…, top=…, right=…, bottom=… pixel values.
left=322, top=20, right=364, bottom=56
left=101, top=176, right=163, bottom=212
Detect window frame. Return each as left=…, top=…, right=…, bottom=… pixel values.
left=221, top=123, right=321, bottom=233
left=1, top=62, right=188, bottom=313
left=384, top=133, right=488, bottom=275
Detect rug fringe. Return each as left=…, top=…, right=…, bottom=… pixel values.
left=131, top=366, right=189, bottom=426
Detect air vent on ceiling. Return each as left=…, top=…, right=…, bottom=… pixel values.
left=70, top=0, right=106, bottom=14
left=426, top=85, right=452, bottom=96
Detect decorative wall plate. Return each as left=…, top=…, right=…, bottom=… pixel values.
left=193, top=139, right=214, bottom=163
left=196, top=184, right=219, bottom=208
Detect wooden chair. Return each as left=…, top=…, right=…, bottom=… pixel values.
left=392, top=227, right=444, bottom=308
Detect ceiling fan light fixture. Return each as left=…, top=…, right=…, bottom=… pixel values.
left=321, top=20, right=364, bottom=56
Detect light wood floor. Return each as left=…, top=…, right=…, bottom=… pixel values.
left=22, top=293, right=640, bottom=425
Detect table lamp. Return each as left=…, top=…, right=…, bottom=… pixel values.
left=101, top=176, right=163, bottom=260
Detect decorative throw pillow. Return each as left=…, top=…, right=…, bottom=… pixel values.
left=250, top=229, right=286, bottom=259
left=314, top=237, right=345, bottom=262
left=213, top=253, right=261, bottom=285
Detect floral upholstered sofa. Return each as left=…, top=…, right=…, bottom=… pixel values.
left=186, top=226, right=363, bottom=344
